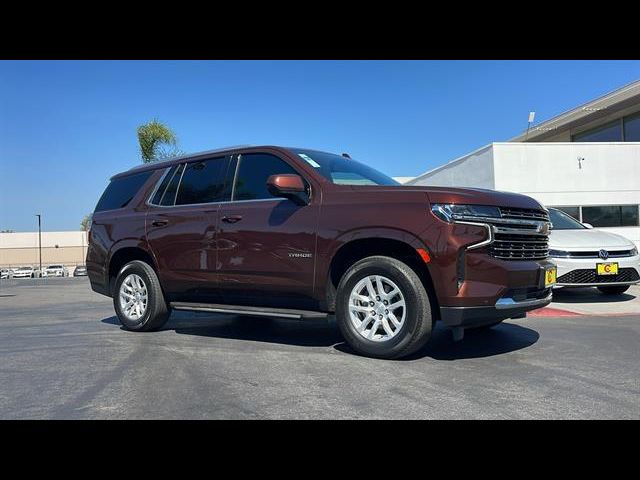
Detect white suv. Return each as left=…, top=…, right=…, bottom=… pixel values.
left=548, top=208, right=640, bottom=294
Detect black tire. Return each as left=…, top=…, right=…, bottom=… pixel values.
left=113, top=260, right=170, bottom=332
left=597, top=285, right=630, bottom=295
left=335, top=256, right=433, bottom=359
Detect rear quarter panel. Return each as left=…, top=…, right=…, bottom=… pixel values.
left=87, top=169, right=163, bottom=296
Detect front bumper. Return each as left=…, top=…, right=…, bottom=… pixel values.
left=552, top=254, right=640, bottom=287
left=441, top=289, right=552, bottom=327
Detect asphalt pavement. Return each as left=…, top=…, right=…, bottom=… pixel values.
left=0, top=277, right=638, bottom=419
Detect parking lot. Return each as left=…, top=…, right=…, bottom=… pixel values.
left=0, top=277, right=639, bottom=419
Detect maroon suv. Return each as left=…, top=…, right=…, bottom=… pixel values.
left=88, top=146, right=556, bottom=359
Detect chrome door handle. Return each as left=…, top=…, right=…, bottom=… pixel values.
left=152, top=219, right=169, bottom=227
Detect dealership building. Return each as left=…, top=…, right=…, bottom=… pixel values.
left=0, top=231, right=88, bottom=271
left=407, top=79, right=640, bottom=248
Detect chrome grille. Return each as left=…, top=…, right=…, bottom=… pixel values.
left=489, top=207, right=550, bottom=261
left=499, top=207, right=549, bottom=220
left=490, top=233, right=549, bottom=260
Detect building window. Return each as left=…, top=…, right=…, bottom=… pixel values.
left=623, top=112, right=640, bottom=141
left=581, top=205, right=639, bottom=227
left=572, top=111, right=640, bottom=142
left=572, top=119, right=623, bottom=142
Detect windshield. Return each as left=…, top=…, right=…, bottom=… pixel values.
left=549, top=208, right=586, bottom=230
left=292, top=149, right=399, bottom=186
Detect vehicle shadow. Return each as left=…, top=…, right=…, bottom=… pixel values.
left=102, top=312, right=343, bottom=348
left=552, top=287, right=636, bottom=304
left=335, top=322, right=540, bottom=361
left=101, top=316, right=121, bottom=326
left=101, top=312, right=539, bottom=360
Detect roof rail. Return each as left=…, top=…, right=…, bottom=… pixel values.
left=126, top=145, right=254, bottom=172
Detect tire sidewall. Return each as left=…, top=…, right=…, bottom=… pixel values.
left=336, top=258, right=430, bottom=358
left=113, top=262, right=156, bottom=331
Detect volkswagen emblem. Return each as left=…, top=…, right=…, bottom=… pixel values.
left=598, top=249, right=609, bottom=260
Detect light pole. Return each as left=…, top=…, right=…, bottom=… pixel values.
left=525, top=111, right=536, bottom=140
left=35, top=214, right=42, bottom=274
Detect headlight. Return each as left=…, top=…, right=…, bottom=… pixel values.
left=431, top=203, right=501, bottom=223
left=630, top=246, right=638, bottom=256
left=548, top=249, right=571, bottom=258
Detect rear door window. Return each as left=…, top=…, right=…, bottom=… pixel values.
left=151, top=165, right=178, bottom=205
left=175, top=157, right=227, bottom=205
left=158, top=164, right=185, bottom=206
left=95, top=171, right=153, bottom=212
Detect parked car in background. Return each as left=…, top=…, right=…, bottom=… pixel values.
left=1, top=268, right=13, bottom=279
left=89, top=145, right=556, bottom=359
left=43, top=265, right=68, bottom=277
left=548, top=208, right=640, bottom=294
left=73, top=265, right=88, bottom=276
left=12, top=266, right=35, bottom=278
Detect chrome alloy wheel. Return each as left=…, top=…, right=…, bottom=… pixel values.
left=348, top=275, right=406, bottom=342
left=119, top=274, right=148, bottom=321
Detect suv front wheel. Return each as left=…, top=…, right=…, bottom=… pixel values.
left=336, top=256, right=433, bottom=359
left=113, top=260, right=170, bottom=332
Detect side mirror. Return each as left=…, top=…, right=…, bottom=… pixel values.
left=583, top=222, right=594, bottom=229
left=266, top=174, right=309, bottom=206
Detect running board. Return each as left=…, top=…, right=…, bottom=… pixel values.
left=169, top=302, right=329, bottom=319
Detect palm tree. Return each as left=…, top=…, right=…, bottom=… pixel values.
left=80, top=214, right=92, bottom=232
left=137, top=119, right=181, bottom=163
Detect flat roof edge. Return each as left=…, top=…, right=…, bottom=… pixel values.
left=406, top=143, right=494, bottom=185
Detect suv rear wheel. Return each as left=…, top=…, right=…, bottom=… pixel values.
left=113, top=260, right=170, bottom=332
left=335, top=256, right=433, bottom=359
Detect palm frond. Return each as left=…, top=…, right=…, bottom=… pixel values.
left=137, top=119, right=178, bottom=163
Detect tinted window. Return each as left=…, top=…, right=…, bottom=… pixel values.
left=292, top=149, right=399, bottom=186
left=548, top=208, right=585, bottom=230
left=572, top=120, right=622, bottom=142
left=151, top=165, right=178, bottom=205
left=159, top=164, right=185, bottom=206
left=233, top=153, right=298, bottom=201
left=552, top=206, right=580, bottom=221
left=95, top=171, right=152, bottom=212
left=624, top=113, right=640, bottom=141
left=582, top=205, right=639, bottom=227
left=175, top=158, right=226, bottom=205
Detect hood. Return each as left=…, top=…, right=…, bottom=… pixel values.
left=549, top=229, right=635, bottom=249
left=381, top=185, right=544, bottom=210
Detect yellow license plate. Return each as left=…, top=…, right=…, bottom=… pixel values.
left=597, top=262, right=619, bottom=275
left=544, top=266, right=557, bottom=286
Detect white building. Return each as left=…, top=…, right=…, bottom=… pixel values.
left=0, top=231, right=88, bottom=269
left=407, top=79, right=640, bottom=248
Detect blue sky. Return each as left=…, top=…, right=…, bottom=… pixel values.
left=1, top=60, right=640, bottom=232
